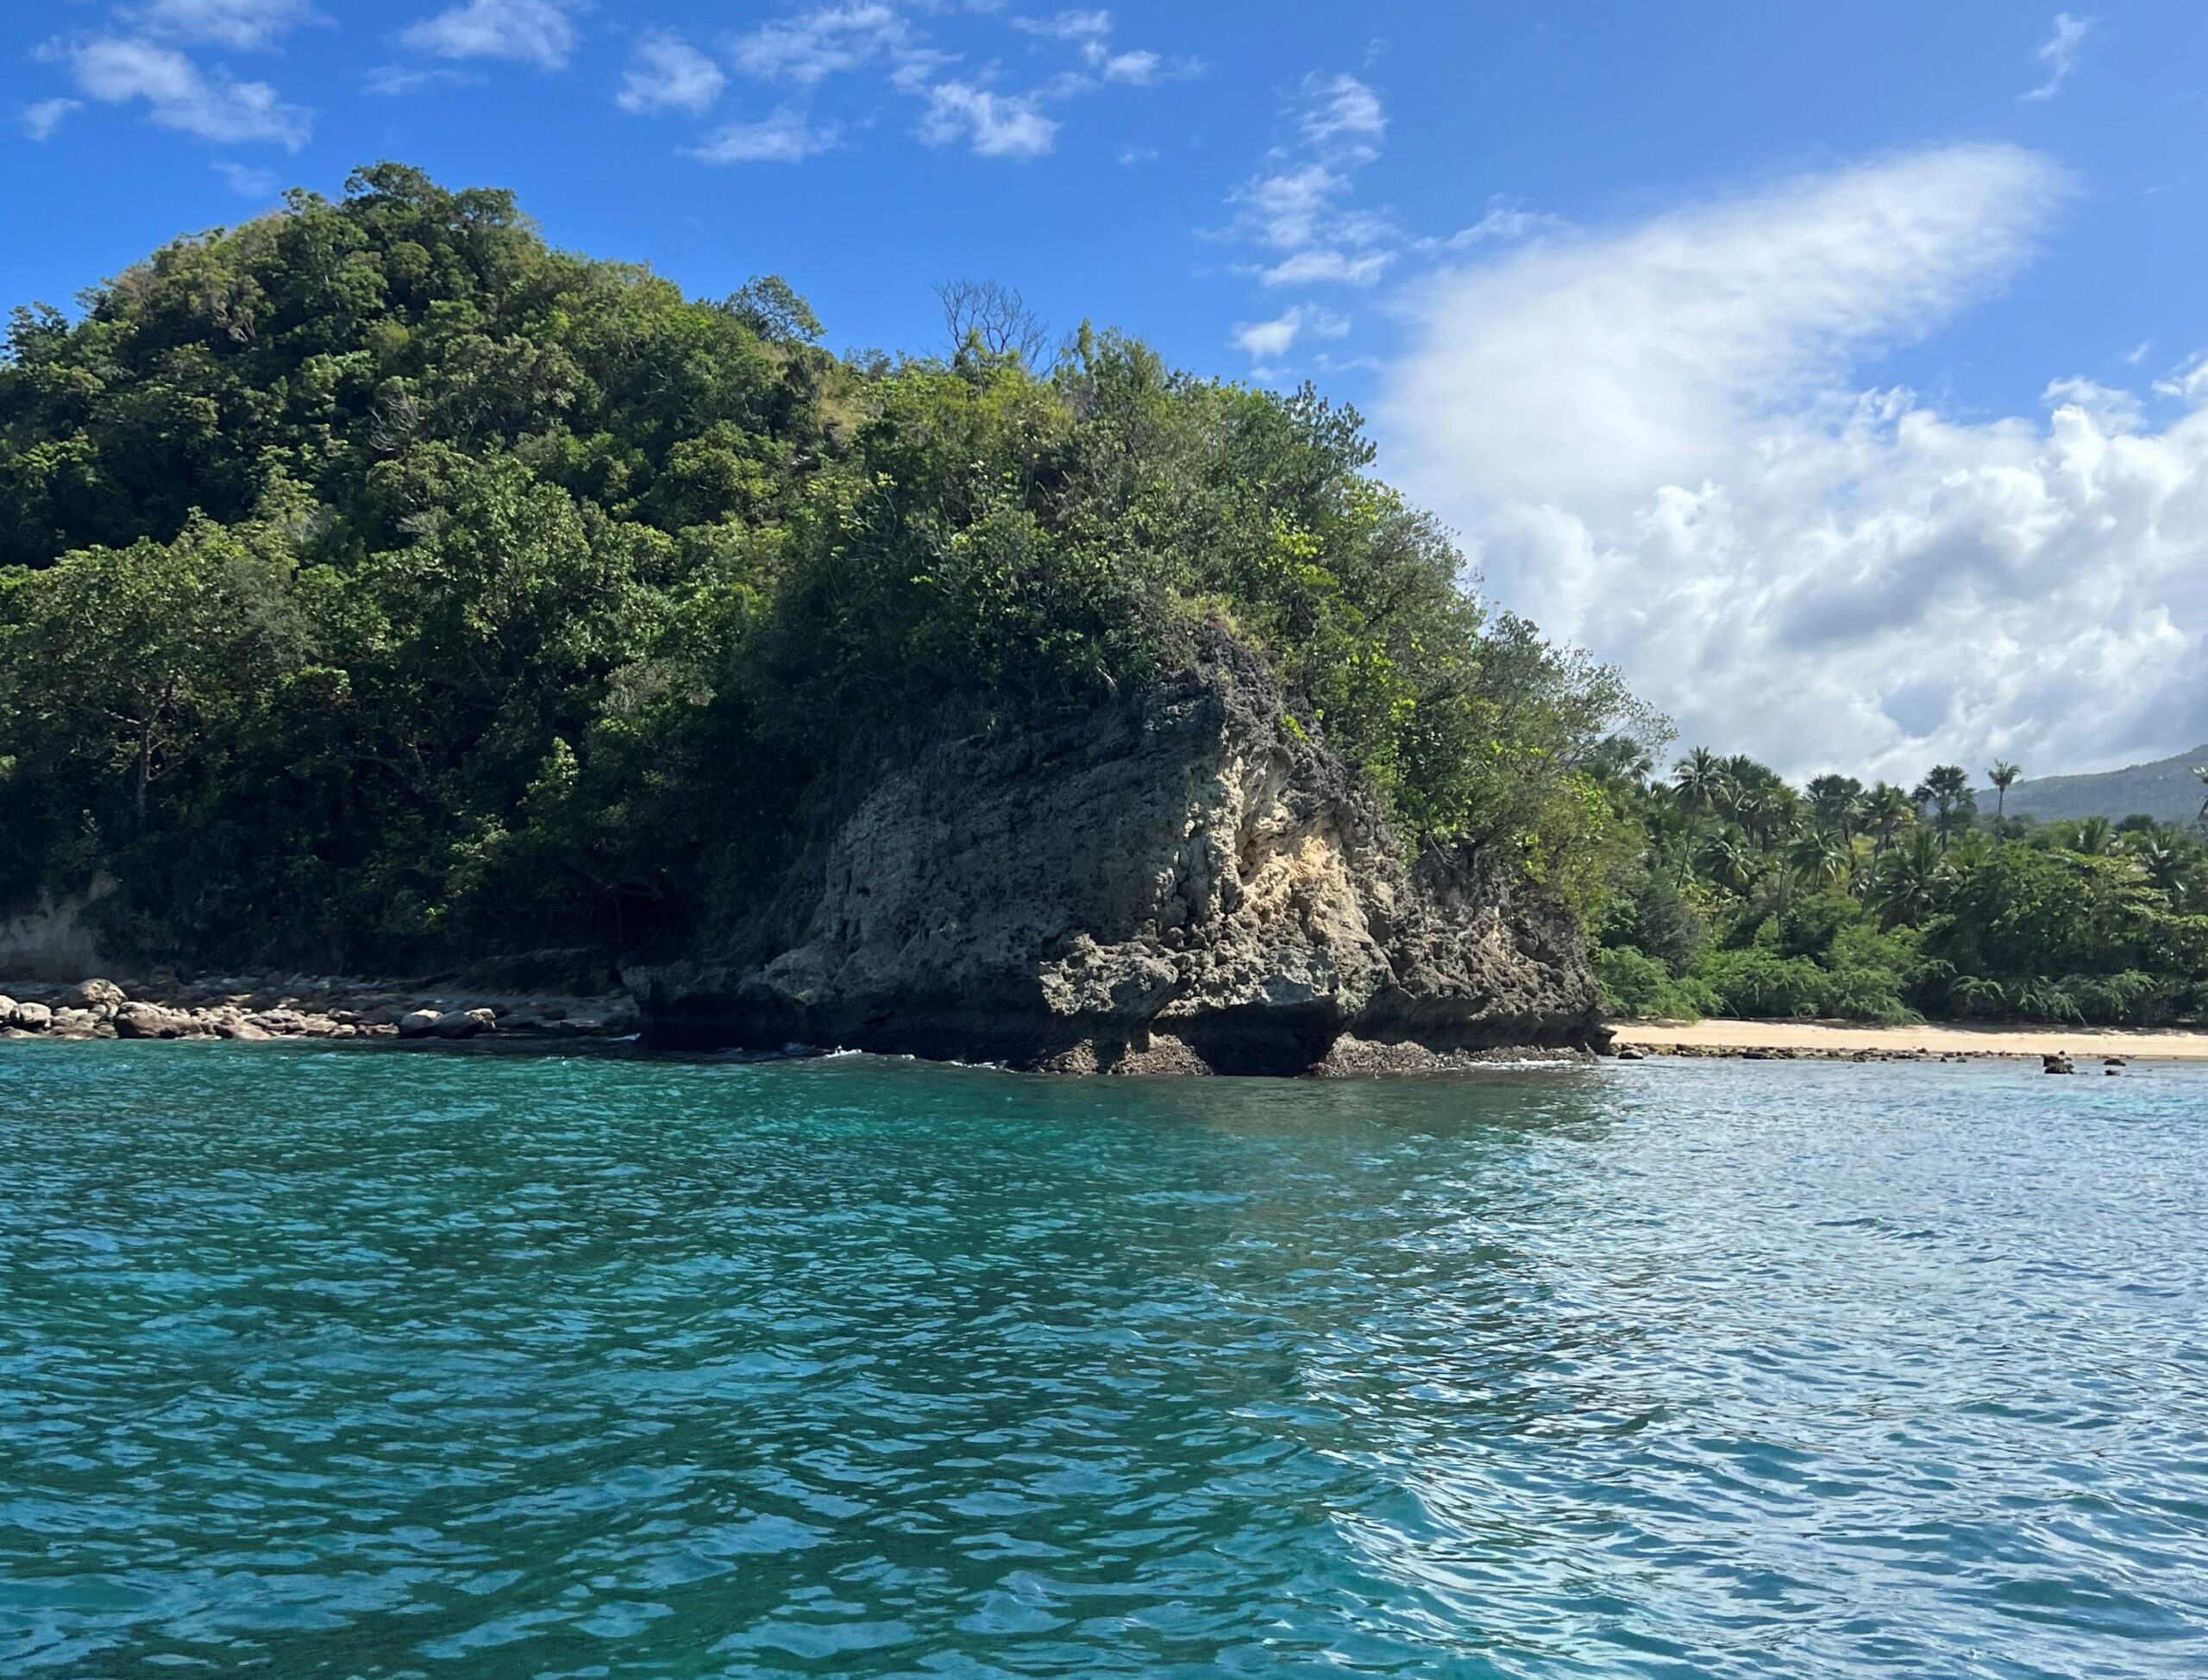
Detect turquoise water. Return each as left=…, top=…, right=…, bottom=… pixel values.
left=2, top=1045, right=2205, bottom=1677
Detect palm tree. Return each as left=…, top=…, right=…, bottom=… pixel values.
left=2123, top=834, right=2189, bottom=907
left=1863, top=783, right=1913, bottom=857
left=1987, top=761, right=2021, bottom=818
left=1911, top=764, right=1977, bottom=850
left=1870, top=828, right=1948, bottom=926
left=1805, top=774, right=1866, bottom=837
left=1672, top=748, right=1727, bottom=819
left=1786, top=827, right=1852, bottom=893
left=1698, top=830, right=1758, bottom=894
left=2064, top=816, right=2114, bottom=856
left=2193, top=766, right=2208, bottom=831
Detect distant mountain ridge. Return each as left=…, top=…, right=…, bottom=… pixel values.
left=1988, top=746, right=2208, bottom=826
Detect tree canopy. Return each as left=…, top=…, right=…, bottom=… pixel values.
left=0, top=164, right=1641, bottom=975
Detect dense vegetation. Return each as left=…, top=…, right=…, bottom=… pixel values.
left=1593, top=748, right=2208, bottom=1025
left=0, top=165, right=1637, bottom=975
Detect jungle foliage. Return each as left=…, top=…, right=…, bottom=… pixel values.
left=0, top=165, right=1640, bottom=973
left=1592, top=746, right=2208, bottom=1025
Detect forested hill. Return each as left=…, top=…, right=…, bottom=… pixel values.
left=0, top=164, right=1636, bottom=976
left=1988, top=748, right=2208, bottom=827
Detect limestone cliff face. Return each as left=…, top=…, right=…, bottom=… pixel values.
left=632, top=652, right=1607, bottom=1073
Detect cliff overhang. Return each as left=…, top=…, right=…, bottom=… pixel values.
left=630, top=652, right=1608, bottom=1074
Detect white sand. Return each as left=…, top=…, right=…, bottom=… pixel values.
left=1610, top=1019, right=2208, bottom=1060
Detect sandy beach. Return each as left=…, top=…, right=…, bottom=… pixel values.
left=1611, top=1019, right=2208, bottom=1061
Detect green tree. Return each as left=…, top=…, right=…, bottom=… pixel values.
left=1912, top=764, right=1976, bottom=849
left=1987, top=759, right=2021, bottom=818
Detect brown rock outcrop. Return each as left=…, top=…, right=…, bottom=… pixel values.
left=631, top=649, right=1606, bottom=1074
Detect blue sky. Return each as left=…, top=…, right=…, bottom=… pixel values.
left=9, top=2, right=2208, bottom=780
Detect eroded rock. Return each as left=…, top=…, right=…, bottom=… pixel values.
left=633, top=646, right=1605, bottom=1074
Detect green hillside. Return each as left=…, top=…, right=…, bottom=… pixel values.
left=1990, top=748, right=2208, bottom=826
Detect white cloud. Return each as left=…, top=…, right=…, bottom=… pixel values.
left=1422, top=196, right=1565, bottom=250
left=1384, top=146, right=2065, bottom=511
left=1371, top=144, right=2208, bottom=780
left=616, top=30, right=724, bottom=115
left=917, top=79, right=1057, bottom=158
left=730, top=4, right=910, bottom=86
left=211, top=158, right=279, bottom=196
left=55, top=36, right=310, bottom=147
left=130, top=0, right=316, bottom=51
left=689, top=107, right=840, bottom=164
left=2152, top=351, right=2208, bottom=405
left=1259, top=248, right=1392, bottom=287
left=1298, top=71, right=1384, bottom=152
left=1231, top=303, right=1348, bottom=364
left=1100, top=49, right=1157, bottom=85
left=2022, top=12, right=2091, bottom=102
left=400, top=0, right=578, bottom=72
left=1013, top=9, right=1113, bottom=42
left=362, top=64, right=480, bottom=94
left=21, top=97, right=81, bottom=141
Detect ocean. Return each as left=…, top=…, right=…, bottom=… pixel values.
left=3, top=1043, right=2203, bottom=1676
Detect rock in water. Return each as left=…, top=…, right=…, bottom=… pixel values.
left=632, top=649, right=1608, bottom=1074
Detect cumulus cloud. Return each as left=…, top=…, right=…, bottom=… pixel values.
left=916, top=79, right=1057, bottom=158
left=400, top=0, right=579, bottom=72
left=2022, top=12, right=2091, bottom=102
left=130, top=0, right=316, bottom=51
left=1374, top=144, right=2208, bottom=780
left=729, top=3, right=912, bottom=86
left=21, top=97, right=82, bottom=141
left=616, top=30, right=724, bottom=115
left=1231, top=303, right=1347, bottom=364
left=689, top=107, right=840, bottom=164
left=53, top=36, right=310, bottom=146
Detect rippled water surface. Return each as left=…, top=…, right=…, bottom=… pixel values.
left=3, top=1044, right=2205, bottom=1677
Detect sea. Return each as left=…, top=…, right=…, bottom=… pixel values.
left=2, top=1042, right=2203, bottom=1677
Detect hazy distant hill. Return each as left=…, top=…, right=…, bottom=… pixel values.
left=1990, top=747, right=2208, bottom=826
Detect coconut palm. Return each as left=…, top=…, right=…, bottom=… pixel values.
left=1671, top=748, right=1728, bottom=818
left=1987, top=760, right=2021, bottom=818
left=1805, top=774, right=1865, bottom=837
left=1698, top=830, right=1758, bottom=894
left=1870, top=827, right=1948, bottom=925
left=1862, top=782, right=1914, bottom=857
left=1911, top=764, right=1977, bottom=849
left=1786, top=826, right=1852, bottom=892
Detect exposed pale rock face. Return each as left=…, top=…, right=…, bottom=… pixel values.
left=633, top=653, right=1606, bottom=1075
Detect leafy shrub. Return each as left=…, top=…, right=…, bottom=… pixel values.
left=1593, top=944, right=1716, bottom=1020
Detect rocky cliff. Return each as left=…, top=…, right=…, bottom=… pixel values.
left=631, top=648, right=1608, bottom=1074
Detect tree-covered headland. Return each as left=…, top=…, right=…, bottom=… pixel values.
left=0, top=164, right=1636, bottom=978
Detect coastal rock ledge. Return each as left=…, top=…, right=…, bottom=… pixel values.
left=630, top=654, right=1609, bottom=1075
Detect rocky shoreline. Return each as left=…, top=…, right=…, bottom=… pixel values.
left=0, top=975, right=639, bottom=1044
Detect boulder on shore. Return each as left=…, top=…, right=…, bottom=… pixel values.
left=111, top=1001, right=182, bottom=1040
left=61, top=978, right=127, bottom=1011
left=396, top=1008, right=443, bottom=1039
left=9, top=1000, right=52, bottom=1031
